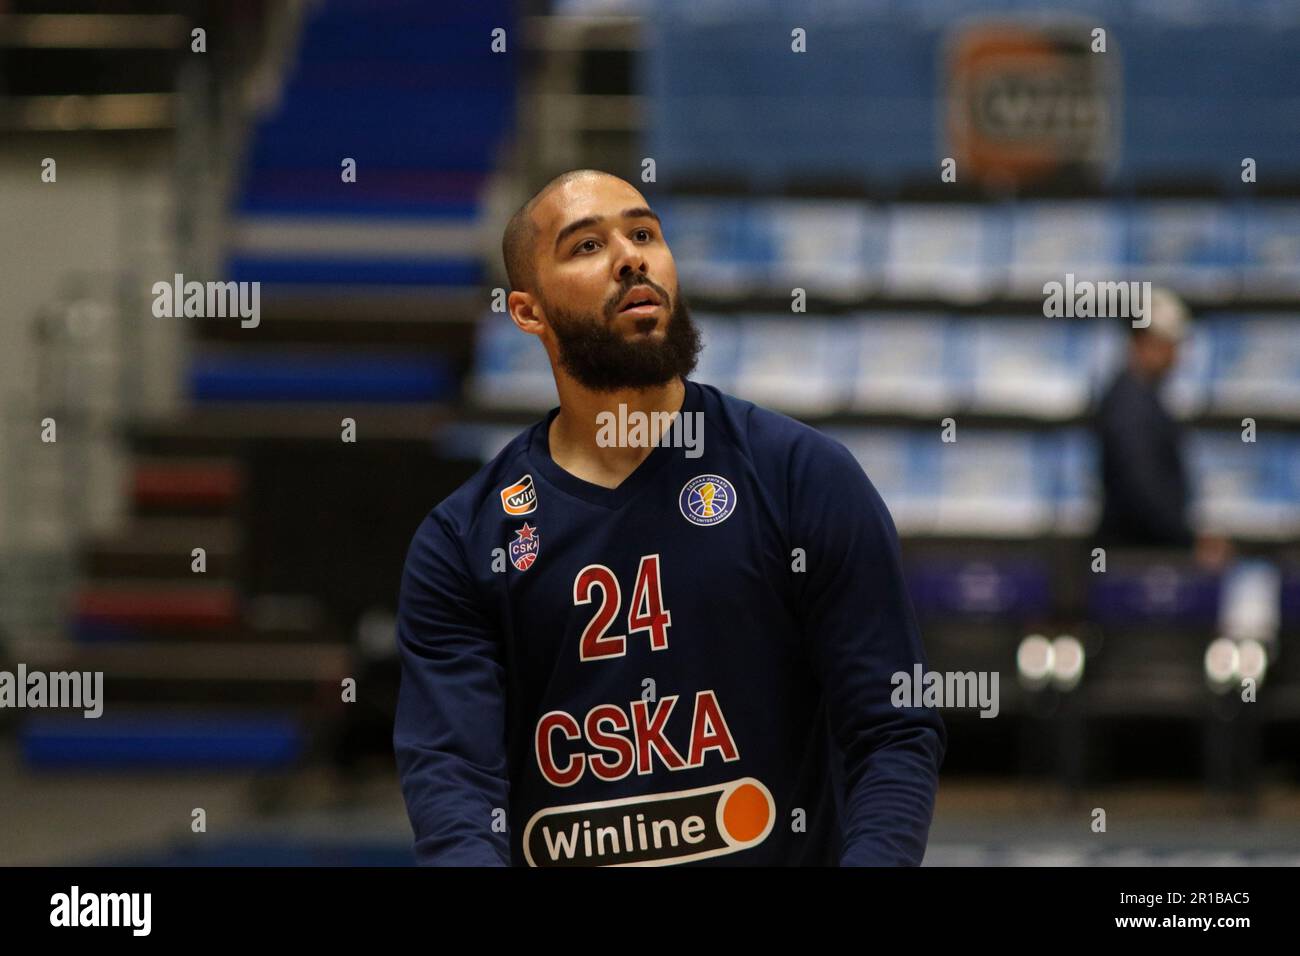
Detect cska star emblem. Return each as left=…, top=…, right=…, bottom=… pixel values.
left=509, top=522, right=540, bottom=571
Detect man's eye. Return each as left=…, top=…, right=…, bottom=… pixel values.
left=574, top=239, right=598, bottom=254
left=635, top=228, right=653, bottom=241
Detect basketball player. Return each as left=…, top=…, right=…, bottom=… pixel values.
left=394, top=169, right=945, bottom=866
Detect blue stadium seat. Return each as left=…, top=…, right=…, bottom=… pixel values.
left=227, top=0, right=515, bottom=288
left=22, top=715, right=303, bottom=769
left=189, top=353, right=455, bottom=403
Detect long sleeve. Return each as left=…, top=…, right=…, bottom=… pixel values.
left=1097, top=377, right=1195, bottom=546
left=393, top=511, right=511, bottom=866
left=791, top=438, right=946, bottom=866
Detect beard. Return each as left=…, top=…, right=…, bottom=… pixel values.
left=543, top=284, right=702, bottom=392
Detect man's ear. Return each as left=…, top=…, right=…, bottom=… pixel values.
left=507, top=290, right=545, bottom=336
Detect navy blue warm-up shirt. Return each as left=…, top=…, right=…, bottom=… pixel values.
left=394, top=379, right=946, bottom=866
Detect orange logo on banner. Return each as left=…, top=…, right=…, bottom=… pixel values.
left=944, top=20, right=1117, bottom=188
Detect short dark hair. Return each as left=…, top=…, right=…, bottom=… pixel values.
left=501, top=169, right=611, bottom=294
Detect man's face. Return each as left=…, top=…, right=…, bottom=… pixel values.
left=1134, top=332, right=1179, bottom=380
left=527, top=175, right=700, bottom=391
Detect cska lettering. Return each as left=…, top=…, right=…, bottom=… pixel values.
left=536, top=691, right=738, bottom=787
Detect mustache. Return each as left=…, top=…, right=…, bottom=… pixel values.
left=606, top=277, right=671, bottom=315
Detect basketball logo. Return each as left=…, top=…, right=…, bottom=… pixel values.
left=679, top=475, right=737, bottom=527
left=509, top=522, right=540, bottom=571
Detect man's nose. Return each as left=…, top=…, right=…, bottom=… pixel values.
left=612, top=236, right=648, bottom=276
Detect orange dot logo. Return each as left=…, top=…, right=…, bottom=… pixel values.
left=721, top=782, right=771, bottom=844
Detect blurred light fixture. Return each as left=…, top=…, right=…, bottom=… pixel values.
left=1016, top=634, right=1053, bottom=690
left=1236, top=638, right=1268, bottom=685
left=1204, top=637, right=1239, bottom=692
left=1050, top=634, right=1085, bottom=691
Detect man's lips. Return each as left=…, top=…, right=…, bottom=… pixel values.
left=616, top=285, right=664, bottom=314
left=618, top=302, right=663, bottom=318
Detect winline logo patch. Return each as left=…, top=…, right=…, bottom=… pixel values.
left=523, top=777, right=774, bottom=867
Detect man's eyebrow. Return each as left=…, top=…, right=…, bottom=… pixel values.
left=553, top=215, right=600, bottom=252
left=621, top=206, right=661, bottom=225
left=553, top=207, right=662, bottom=252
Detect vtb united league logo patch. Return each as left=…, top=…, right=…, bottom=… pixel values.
left=679, top=474, right=737, bottom=527
left=509, top=522, right=540, bottom=571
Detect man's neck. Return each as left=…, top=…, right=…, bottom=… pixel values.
left=548, top=377, right=686, bottom=489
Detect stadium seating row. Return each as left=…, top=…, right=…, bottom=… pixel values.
left=440, top=418, right=1300, bottom=541
left=471, top=312, right=1300, bottom=421
left=654, top=199, right=1300, bottom=302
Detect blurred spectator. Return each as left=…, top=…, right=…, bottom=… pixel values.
left=1093, top=288, right=1232, bottom=568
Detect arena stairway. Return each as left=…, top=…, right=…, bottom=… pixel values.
left=21, top=0, right=516, bottom=770
left=19, top=441, right=350, bottom=768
